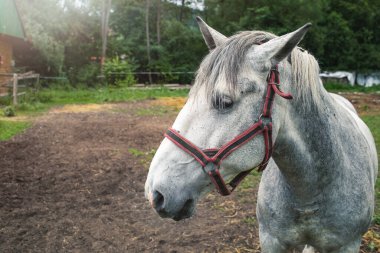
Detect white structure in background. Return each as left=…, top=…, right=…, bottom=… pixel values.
left=320, top=71, right=355, bottom=85
left=320, top=71, right=380, bottom=87
left=356, top=73, right=380, bottom=87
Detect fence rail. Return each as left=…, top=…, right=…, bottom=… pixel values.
left=0, top=72, right=40, bottom=105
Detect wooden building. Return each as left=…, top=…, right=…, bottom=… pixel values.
left=0, top=0, right=26, bottom=92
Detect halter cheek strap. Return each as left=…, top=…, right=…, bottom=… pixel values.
left=164, top=65, right=292, bottom=196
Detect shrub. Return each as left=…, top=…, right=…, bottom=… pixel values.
left=104, top=56, right=137, bottom=87
left=76, top=63, right=100, bottom=87
left=3, top=106, right=15, bottom=117
left=67, top=63, right=100, bottom=87
left=18, top=88, right=53, bottom=104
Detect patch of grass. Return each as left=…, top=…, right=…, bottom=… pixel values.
left=136, top=106, right=177, bottom=116
left=324, top=82, right=380, bottom=93
left=0, top=120, right=30, bottom=141
left=128, top=148, right=156, bottom=169
left=39, top=86, right=189, bottom=105
left=3, top=106, right=15, bottom=117
left=128, top=148, right=148, bottom=157
left=363, top=229, right=380, bottom=252
left=373, top=215, right=380, bottom=225
left=243, top=216, right=256, bottom=225
left=16, top=102, right=50, bottom=116
left=11, top=86, right=189, bottom=115
left=237, top=171, right=261, bottom=191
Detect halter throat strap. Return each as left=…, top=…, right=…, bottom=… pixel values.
left=164, top=65, right=292, bottom=196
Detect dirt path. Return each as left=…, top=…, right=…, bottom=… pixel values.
left=0, top=100, right=259, bottom=253
left=0, top=94, right=379, bottom=252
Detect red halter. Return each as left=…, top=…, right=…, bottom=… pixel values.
left=165, top=65, right=292, bottom=196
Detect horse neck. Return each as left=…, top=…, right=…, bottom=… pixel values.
left=271, top=70, right=338, bottom=203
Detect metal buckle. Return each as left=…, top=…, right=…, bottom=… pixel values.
left=270, top=66, right=279, bottom=72
left=259, top=114, right=272, bottom=127
left=202, top=162, right=217, bottom=174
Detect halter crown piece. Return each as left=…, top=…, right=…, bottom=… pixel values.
left=165, top=65, right=293, bottom=196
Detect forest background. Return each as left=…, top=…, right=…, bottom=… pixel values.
left=15, top=0, right=380, bottom=86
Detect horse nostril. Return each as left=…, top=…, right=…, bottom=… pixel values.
left=151, top=191, right=194, bottom=220
left=182, top=198, right=194, bottom=211
left=152, top=190, right=165, bottom=211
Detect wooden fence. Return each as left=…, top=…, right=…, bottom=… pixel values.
left=0, top=72, right=40, bottom=105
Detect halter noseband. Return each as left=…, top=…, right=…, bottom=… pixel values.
left=165, top=65, right=292, bottom=196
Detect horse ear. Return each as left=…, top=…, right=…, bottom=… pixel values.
left=196, top=16, right=227, bottom=50
left=259, top=23, right=312, bottom=65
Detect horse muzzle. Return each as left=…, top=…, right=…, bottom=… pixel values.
left=147, top=189, right=196, bottom=221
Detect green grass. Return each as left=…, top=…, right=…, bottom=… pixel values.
left=0, top=86, right=189, bottom=116
left=0, top=120, right=30, bottom=141
left=237, top=171, right=261, bottom=191
left=324, top=82, right=380, bottom=93
left=136, top=105, right=179, bottom=116
left=0, top=86, right=189, bottom=141
left=37, top=86, right=189, bottom=105
left=243, top=216, right=256, bottom=225
left=128, top=148, right=156, bottom=169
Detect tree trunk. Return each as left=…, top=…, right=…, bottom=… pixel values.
left=101, top=0, right=111, bottom=76
left=145, top=0, right=152, bottom=84
left=156, top=0, right=161, bottom=45
left=179, top=0, right=185, bottom=22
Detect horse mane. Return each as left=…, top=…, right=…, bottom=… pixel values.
left=191, top=30, right=323, bottom=110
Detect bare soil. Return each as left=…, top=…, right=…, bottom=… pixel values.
left=0, top=93, right=379, bottom=253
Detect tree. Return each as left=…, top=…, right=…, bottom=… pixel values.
left=15, top=0, right=380, bottom=86
left=156, top=0, right=161, bottom=44
left=145, top=0, right=153, bottom=83
left=16, top=0, right=66, bottom=75
left=101, top=0, right=112, bottom=75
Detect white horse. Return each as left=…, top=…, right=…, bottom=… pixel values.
left=145, top=17, right=378, bottom=252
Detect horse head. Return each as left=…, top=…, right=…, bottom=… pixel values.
left=145, top=18, right=311, bottom=221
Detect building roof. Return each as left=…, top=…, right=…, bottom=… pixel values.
left=0, top=0, right=26, bottom=39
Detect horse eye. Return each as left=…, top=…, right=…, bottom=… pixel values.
left=212, top=94, right=234, bottom=110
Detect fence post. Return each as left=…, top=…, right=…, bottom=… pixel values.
left=36, top=74, right=40, bottom=88
left=13, top=73, right=18, bottom=105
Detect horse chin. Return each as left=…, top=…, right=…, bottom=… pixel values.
left=173, top=207, right=195, bottom=221
left=173, top=212, right=193, bottom=221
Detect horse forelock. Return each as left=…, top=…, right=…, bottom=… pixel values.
left=191, top=30, right=323, bottom=111
left=191, top=31, right=274, bottom=100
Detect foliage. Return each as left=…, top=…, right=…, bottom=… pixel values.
left=157, top=19, right=206, bottom=83
left=16, top=0, right=66, bottom=74
left=0, top=120, right=30, bottom=141
left=14, top=0, right=380, bottom=86
left=203, top=0, right=380, bottom=73
left=103, top=57, right=137, bottom=86
left=67, top=63, right=100, bottom=87
left=16, top=0, right=101, bottom=77
left=3, top=106, right=15, bottom=117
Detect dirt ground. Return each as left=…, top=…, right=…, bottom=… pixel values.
left=0, top=93, right=379, bottom=253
